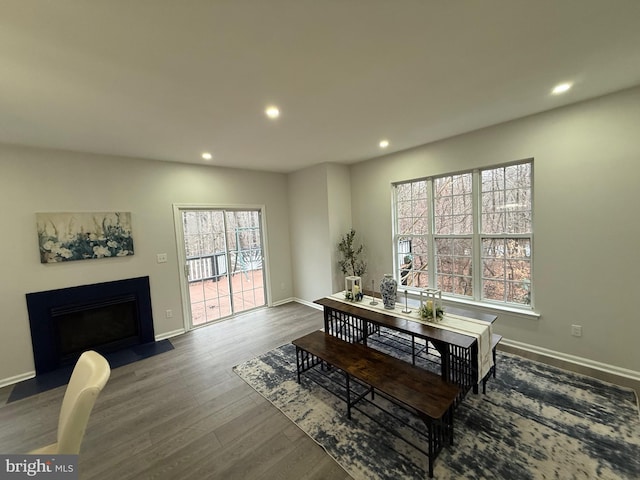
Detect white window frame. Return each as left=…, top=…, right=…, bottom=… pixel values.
left=392, top=159, right=534, bottom=311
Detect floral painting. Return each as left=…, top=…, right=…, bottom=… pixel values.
left=36, top=212, right=134, bottom=263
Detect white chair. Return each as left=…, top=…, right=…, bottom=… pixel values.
left=30, top=350, right=111, bottom=455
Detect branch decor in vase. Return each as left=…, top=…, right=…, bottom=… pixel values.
left=337, top=229, right=367, bottom=278
left=337, top=229, right=367, bottom=301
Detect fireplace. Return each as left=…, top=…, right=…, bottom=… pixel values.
left=26, top=276, right=155, bottom=374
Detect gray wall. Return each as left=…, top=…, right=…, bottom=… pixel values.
left=288, top=164, right=332, bottom=303
left=326, top=163, right=353, bottom=293
left=349, top=86, right=640, bottom=375
left=2, top=86, right=639, bottom=386
left=288, top=163, right=352, bottom=303
left=0, top=146, right=293, bottom=385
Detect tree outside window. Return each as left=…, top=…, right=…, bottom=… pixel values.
left=393, top=160, right=533, bottom=307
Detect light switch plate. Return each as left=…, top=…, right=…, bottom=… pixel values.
left=156, top=253, right=168, bottom=263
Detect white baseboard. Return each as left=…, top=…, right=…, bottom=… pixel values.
left=293, top=298, right=323, bottom=310
left=0, top=371, right=35, bottom=389
left=155, top=329, right=185, bottom=341
left=272, top=297, right=295, bottom=307
left=501, top=338, right=640, bottom=383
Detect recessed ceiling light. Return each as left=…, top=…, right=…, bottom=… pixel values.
left=265, top=106, right=280, bottom=119
left=551, top=82, right=573, bottom=95
left=379, top=139, right=390, bottom=148
left=201, top=152, right=212, bottom=160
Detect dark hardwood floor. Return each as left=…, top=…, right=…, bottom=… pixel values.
left=0, top=303, right=352, bottom=480
left=3, top=301, right=637, bottom=479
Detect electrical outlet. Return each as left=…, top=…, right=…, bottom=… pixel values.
left=156, top=253, right=168, bottom=263
left=571, top=324, right=582, bottom=337
left=165, top=309, right=173, bottom=318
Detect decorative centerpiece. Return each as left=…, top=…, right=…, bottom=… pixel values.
left=337, top=229, right=366, bottom=302
left=345, top=276, right=363, bottom=301
left=380, top=274, right=397, bottom=309
left=337, top=229, right=367, bottom=278
left=419, top=288, right=444, bottom=322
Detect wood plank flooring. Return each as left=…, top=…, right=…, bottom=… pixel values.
left=0, top=302, right=352, bottom=480
left=2, top=301, right=637, bottom=479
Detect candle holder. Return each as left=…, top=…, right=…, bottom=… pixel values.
left=369, top=279, right=378, bottom=305
left=401, top=289, right=411, bottom=314
left=345, top=276, right=363, bottom=301
left=419, top=288, right=443, bottom=322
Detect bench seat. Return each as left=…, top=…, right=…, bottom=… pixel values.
left=293, top=330, right=459, bottom=477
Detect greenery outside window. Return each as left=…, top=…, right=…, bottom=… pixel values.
left=393, top=159, right=533, bottom=308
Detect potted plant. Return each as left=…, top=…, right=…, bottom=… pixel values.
left=337, top=229, right=367, bottom=277
left=338, top=229, right=367, bottom=301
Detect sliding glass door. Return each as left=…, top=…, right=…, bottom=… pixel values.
left=176, top=207, right=266, bottom=328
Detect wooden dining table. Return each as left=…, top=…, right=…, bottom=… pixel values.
left=314, top=294, right=497, bottom=405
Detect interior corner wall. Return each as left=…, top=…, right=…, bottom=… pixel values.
left=326, top=164, right=353, bottom=293
left=349, top=86, right=640, bottom=374
left=287, top=163, right=353, bottom=303
left=0, top=145, right=293, bottom=385
left=288, top=164, right=333, bottom=302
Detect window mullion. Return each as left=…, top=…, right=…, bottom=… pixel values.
left=427, top=178, right=436, bottom=288
left=472, top=169, right=482, bottom=302
left=391, top=184, right=399, bottom=280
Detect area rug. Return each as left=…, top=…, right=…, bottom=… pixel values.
left=233, top=334, right=640, bottom=480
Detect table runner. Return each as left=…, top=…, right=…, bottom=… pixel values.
left=328, top=292, right=494, bottom=382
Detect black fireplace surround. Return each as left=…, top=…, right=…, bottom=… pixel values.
left=26, top=276, right=155, bottom=374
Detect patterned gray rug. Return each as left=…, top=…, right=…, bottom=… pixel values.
left=233, top=334, right=640, bottom=480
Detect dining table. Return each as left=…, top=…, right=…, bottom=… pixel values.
left=314, top=292, right=497, bottom=405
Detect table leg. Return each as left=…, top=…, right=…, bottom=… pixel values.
left=363, top=320, right=369, bottom=346
left=472, top=342, right=479, bottom=394
left=431, top=340, right=450, bottom=381
left=411, top=335, right=416, bottom=365
left=323, top=308, right=330, bottom=334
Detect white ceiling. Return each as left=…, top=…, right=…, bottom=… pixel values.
left=2, top=1, right=640, bottom=173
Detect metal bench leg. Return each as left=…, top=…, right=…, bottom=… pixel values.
left=447, top=407, right=455, bottom=446
left=427, top=420, right=435, bottom=478
left=345, top=373, right=352, bottom=419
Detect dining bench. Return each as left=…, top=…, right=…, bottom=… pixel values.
left=292, top=330, right=459, bottom=478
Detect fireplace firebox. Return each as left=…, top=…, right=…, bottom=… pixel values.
left=26, top=276, right=155, bottom=374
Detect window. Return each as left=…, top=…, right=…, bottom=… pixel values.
left=393, top=160, right=533, bottom=307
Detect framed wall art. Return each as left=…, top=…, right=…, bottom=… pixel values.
left=36, top=212, right=134, bottom=263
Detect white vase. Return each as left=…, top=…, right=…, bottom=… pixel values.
left=380, top=274, right=397, bottom=310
